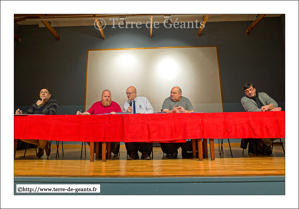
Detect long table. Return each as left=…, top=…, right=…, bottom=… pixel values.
left=14, top=111, right=285, bottom=162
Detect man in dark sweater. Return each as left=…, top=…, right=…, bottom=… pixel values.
left=241, top=83, right=282, bottom=155
left=15, top=88, right=58, bottom=158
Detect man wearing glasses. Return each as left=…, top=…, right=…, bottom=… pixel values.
left=15, top=88, right=57, bottom=159
left=123, top=86, right=154, bottom=160
left=241, top=83, right=282, bottom=155
left=241, top=83, right=282, bottom=112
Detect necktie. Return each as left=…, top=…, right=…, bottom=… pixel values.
left=133, top=100, right=136, bottom=114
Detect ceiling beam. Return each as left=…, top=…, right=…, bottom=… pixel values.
left=15, top=14, right=178, bottom=18
left=14, top=18, right=27, bottom=23
left=150, top=16, right=153, bottom=38
left=14, top=33, right=21, bottom=42
left=245, top=14, right=266, bottom=35
left=41, top=20, right=60, bottom=40
left=14, top=14, right=191, bottom=23
left=95, top=19, right=106, bottom=40
left=197, top=15, right=209, bottom=36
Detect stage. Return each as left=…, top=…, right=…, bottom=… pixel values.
left=14, top=143, right=285, bottom=195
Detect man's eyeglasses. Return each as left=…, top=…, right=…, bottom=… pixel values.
left=126, top=92, right=135, bottom=95
left=40, top=91, right=49, bottom=94
left=244, top=88, right=254, bottom=94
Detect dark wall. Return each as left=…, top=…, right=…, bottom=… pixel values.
left=14, top=17, right=285, bottom=114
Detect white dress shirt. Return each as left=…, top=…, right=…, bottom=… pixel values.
left=123, top=96, right=154, bottom=113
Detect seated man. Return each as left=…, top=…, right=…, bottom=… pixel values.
left=77, top=89, right=122, bottom=156
left=241, top=83, right=282, bottom=155
left=161, top=86, right=195, bottom=159
left=15, top=88, right=57, bottom=158
left=123, top=86, right=154, bottom=160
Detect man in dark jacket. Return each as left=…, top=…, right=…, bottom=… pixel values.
left=15, top=88, right=57, bottom=158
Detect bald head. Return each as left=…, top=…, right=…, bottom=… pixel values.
left=127, top=86, right=136, bottom=93
left=170, top=86, right=182, bottom=102
left=102, top=89, right=111, bottom=96
left=126, top=86, right=137, bottom=100
left=172, top=86, right=182, bottom=94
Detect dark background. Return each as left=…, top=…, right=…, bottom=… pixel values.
left=14, top=15, right=285, bottom=114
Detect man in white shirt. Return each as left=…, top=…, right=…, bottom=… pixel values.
left=123, top=86, right=154, bottom=160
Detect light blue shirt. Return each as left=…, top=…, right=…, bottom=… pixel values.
left=123, top=96, right=154, bottom=113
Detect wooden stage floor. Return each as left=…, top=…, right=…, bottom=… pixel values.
left=14, top=143, right=285, bottom=178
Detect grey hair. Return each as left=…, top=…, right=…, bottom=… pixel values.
left=178, top=87, right=182, bottom=94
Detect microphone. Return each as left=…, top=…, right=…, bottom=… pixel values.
left=129, top=101, right=132, bottom=106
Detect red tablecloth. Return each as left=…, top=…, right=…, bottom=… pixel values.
left=14, top=111, right=285, bottom=142
left=14, top=115, right=124, bottom=142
